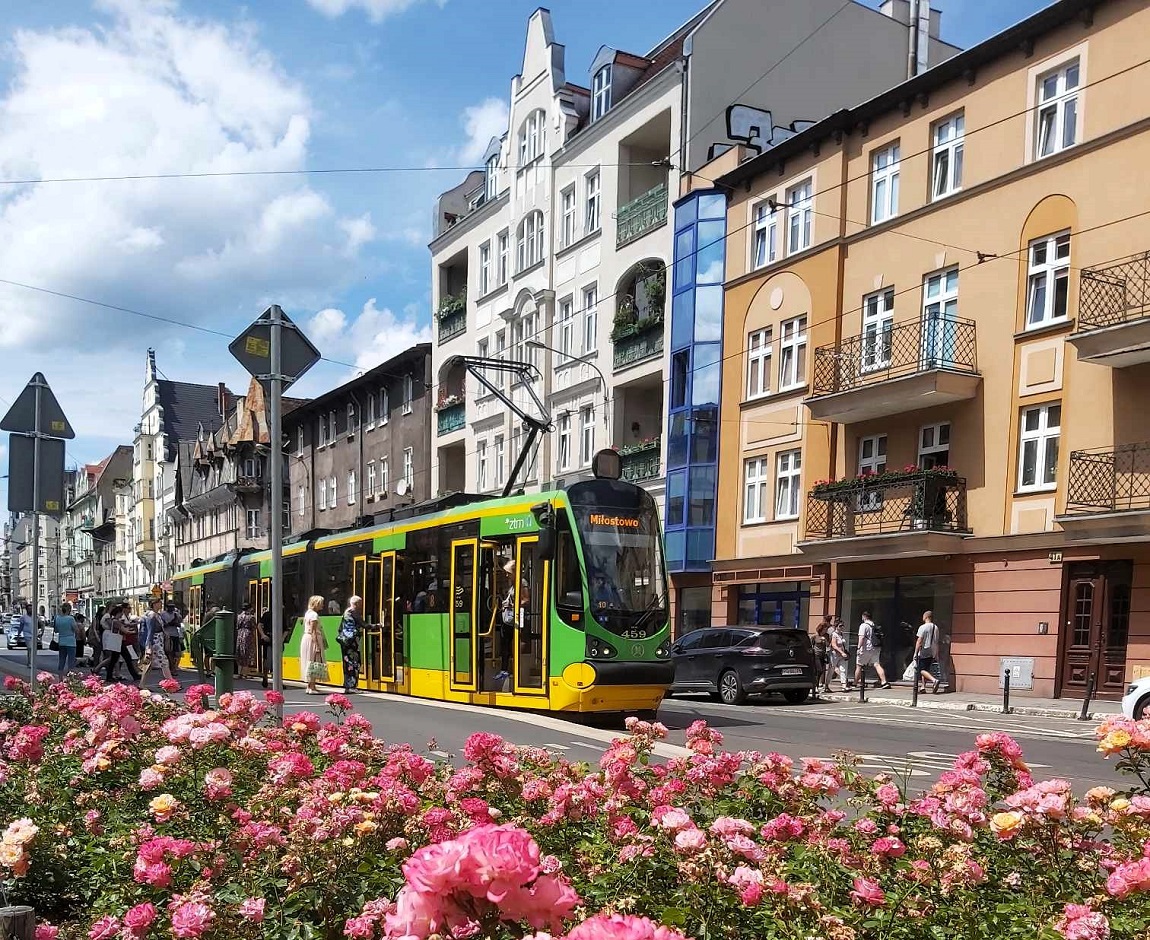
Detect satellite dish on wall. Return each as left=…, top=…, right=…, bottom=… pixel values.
left=395, top=479, right=410, bottom=498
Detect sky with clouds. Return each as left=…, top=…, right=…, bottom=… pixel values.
left=0, top=0, right=1051, bottom=493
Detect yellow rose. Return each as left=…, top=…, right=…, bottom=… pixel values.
left=990, top=811, right=1024, bottom=838
left=1099, top=730, right=1133, bottom=754
left=0, top=843, right=24, bottom=867
left=1110, top=797, right=1131, bottom=813
left=354, top=821, right=378, bottom=837
left=148, top=794, right=179, bottom=819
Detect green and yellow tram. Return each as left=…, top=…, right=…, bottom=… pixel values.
left=171, top=462, right=671, bottom=714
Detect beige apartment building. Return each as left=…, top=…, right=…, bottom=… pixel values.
left=698, top=0, right=1150, bottom=698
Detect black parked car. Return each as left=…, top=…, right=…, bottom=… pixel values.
left=670, top=627, right=816, bottom=705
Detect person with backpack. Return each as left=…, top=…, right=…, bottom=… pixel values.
left=915, top=610, right=943, bottom=694
left=338, top=595, right=364, bottom=694
left=854, top=610, right=891, bottom=689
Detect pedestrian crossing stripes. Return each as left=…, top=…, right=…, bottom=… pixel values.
left=852, top=750, right=1053, bottom=779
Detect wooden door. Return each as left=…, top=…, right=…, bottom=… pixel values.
left=1060, top=561, right=1131, bottom=698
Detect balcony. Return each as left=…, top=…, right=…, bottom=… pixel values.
left=616, top=183, right=668, bottom=249
left=436, top=292, right=467, bottom=344
left=807, top=316, right=981, bottom=424
left=613, top=320, right=664, bottom=371
left=1070, top=253, right=1150, bottom=366
left=798, top=470, right=969, bottom=561
left=619, top=439, right=661, bottom=483
left=233, top=476, right=263, bottom=494
left=1058, top=443, right=1150, bottom=541
left=436, top=399, right=466, bottom=436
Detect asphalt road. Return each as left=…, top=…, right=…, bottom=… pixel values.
left=0, top=647, right=1122, bottom=791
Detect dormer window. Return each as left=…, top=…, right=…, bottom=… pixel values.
left=517, top=110, right=546, bottom=166
left=485, top=155, right=498, bottom=200
left=592, top=65, right=612, bottom=121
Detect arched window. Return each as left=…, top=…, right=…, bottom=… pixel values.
left=517, top=110, right=547, bottom=166
left=516, top=211, right=545, bottom=272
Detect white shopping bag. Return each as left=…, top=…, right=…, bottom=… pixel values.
left=901, top=660, right=917, bottom=683
left=102, top=630, right=123, bottom=654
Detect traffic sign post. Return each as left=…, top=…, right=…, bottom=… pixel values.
left=2, top=373, right=75, bottom=692
left=230, top=306, right=320, bottom=718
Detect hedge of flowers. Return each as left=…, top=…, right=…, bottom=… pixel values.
left=1, top=673, right=1149, bottom=940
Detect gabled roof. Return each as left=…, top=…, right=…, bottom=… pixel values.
left=156, top=380, right=231, bottom=460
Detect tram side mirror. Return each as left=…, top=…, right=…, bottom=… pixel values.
left=531, top=501, right=556, bottom=561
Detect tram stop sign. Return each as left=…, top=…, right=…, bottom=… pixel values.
left=229, top=305, right=320, bottom=391
left=2, top=373, right=74, bottom=516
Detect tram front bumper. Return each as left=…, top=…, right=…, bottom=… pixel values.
left=558, top=660, right=672, bottom=714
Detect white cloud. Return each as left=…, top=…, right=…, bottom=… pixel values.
left=305, top=0, right=446, bottom=24
left=311, top=297, right=430, bottom=372
left=0, top=1, right=376, bottom=352
left=457, top=97, right=508, bottom=165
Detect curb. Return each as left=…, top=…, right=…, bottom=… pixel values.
left=814, top=691, right=1116, bottom=722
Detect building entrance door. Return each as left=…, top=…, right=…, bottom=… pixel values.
left=1059, top=561, right=1131, bottom=699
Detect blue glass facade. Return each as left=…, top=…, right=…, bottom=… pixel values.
left=665, top=191, right=726, bottom=572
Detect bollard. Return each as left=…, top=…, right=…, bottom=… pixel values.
left=858, top=674, right=866, bottom=703
left=213, top=610, right=235, bottom=701
left=1079, top=671, right=1096, bottom=722
left=1002, top=669, right=1011, bottom=714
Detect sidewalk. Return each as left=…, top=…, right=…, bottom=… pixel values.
left=815, top=682, right=1122, bottom=721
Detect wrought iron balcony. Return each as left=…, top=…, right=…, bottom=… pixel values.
left=233, top=476, right=262, bottom=494
left=616, top=183, right=668, bottom=249
left=612, top=321, right=663, bottom=371
left=437, top=308, right=466, bottom=344
left=1059, top=443, right=1150, bottom=541
left=619, top=439, right=661, bottom=483
left=437, top=402, right=466, bottom=436
left=1071, top=253, right=1150, bottom=366
left=800, top=472, right=968, bottom=559
left=808, top=315, right=980, bottom=423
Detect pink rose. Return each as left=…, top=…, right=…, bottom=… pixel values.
left=123, top=903, right=157, bottom=937
left=672, top=827, right=708, bottom=854
left=1054, top=903, right=1110, bottom=940
left=264, top=690, right=285, bottom=705
left=35, top=925, right=59, bottom=940
left=87, top=916, right=120, bottom=940
left=170, top=900, right=214, bottom=939
left=850, top=877, right=885, bottom=907
left=566, top=914, right=690, bottom=940
left=239, top=898, right=266, bottom=923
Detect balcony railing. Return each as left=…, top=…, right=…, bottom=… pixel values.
left=1064, top=443, right=1150, bottom=514
left=437, top=308, right=466, bottom=344
left=804, top=472, right=968, bottom=541
left=811, top=315, right=978, bottom=396
left=437, top=402, right=466, bottom=436
left=620, top=439, right=661, bottom=483
left=1078, top=252, right=1150, bottom=331
left=233, top=476, right=262, bottom=493
left=613, top=321, right=664, bottom=371
left=616, top=183, right=668, bottom=248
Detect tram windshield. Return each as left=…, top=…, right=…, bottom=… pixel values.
left=567, top=480, right=668, bottom=624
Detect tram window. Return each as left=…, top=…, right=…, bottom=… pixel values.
left=555, top=522, right=582, bottom=610
left=282, top=556, right=304, bottom=638
left=404, top=527, right=441, bottom=613
left=316, top=545, right=356, bottom=615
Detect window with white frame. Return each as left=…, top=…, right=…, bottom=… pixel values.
left=1025, top=231, right=1071, bottom=329
left=557, top=414, right=571, bottom=471
left=479, top=242, right=491, bottom=296
left=922, top=267, right=959, bottom=367
left=560, top=186, right=576, bottom=247
left=517, top=211, right=544, bottom=271
left=1019, top=403, right=1061, bottom=490
left=497, top=231, right=509, bottom=285
left=775, top=449, right=802, bottom=520
left=328, top=475, right=337, bottom=510
left=347, top=470, right=356, bottom=504
left=918, top=422, right=951, bottom=469
left=785, top=178, right=812, bottom=255
left=366, top=393, right=376, bottom=428
left=743, top=457, right=769, bottom=524
left=402, top=374, right=413, bottom=415
left=582, top=285, right=598, bottom=353
left=1035, top=59, right=1079, bottom=159
left=585, top=171, right=600, bottom=234
left=318, top=478, right=327, bottom=511
left=579, top=406, right=595, bottom=465
left=328, top=410, right=336, bottom=441
left=318, top=414, right=328, bottom=447
left=857, top=434, right=887, bottom=512
left=477, top=441, right=488, bottom=490
left=558, top=298, right=574, bottom=363
left=518, top=109, right=545, bottom=166
left=752, top=200, right=779, bottom=269
left=485, top=155, right=498, bottom=201
left=522, top=311, right=538, bottom=369
left=931, top=113, right=964, bottom=200
left=297, top=485, right=306, bottom=517
left=379, top=386, right=389, bottom=425
left=246, top=509, right=260, bottom=540
left=861, top=288, right=895, bottom=372
left=745, top=328, right=772, bottom=400
left=367, top=461, right=376, bottom=499
left=494, top=435, right=506, bottom=486
left=347, top=401, right=357, bottom=434
left=380, top=457, right=389, bottom=496
left=495, top=331, right=506, bottom=390
left=403, top=447, right=414, bottom=488
left=871, top=144, right=900, bottom=223
left=592, top=65, right=612, bottom=121
left=778, top=316, right=808, bottom=390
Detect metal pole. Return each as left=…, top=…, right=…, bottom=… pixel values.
left=269, top=306, right=285, bottom=721
left=911, top=672, right=919, bottom=707
left=1079, top=671, right=1096, bottom=722
left=1003, top=669, right=1011, bottom=714
left=29, top=382, right=42, bottom=692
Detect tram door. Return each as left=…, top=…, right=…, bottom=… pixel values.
left=513, top=537, right=548, bottom=695
left=449, top=539, right=479, bottom=691
left=378, top=552, right=399, bottom=684
left=188, top=585, right=203, bottom=628
left=352, top=557, right=381, bottom=691
left=247, top=578, right=270, bottom=675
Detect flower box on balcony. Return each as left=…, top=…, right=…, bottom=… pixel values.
left=616, top=438, right=660, bottom=457
left=434, top=394, right=465, bottom=413
left=811, top=466, right=959, bottom=499
left=436, top=292, right=466, bottom=321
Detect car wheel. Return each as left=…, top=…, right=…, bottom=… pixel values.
left=1136, top=695, right=1150, bottom=721
left=718, top=670, right=746, bottom=706
left=783, top=689, right=810, bottom=705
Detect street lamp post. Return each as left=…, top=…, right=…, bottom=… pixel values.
left=525, top=340, right=610, bottom=429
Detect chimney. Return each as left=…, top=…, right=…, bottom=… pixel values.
left=881, top=0, right=936, bottom=77
left=218, top=382, right=229, bottom=419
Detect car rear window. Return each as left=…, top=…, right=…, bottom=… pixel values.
left=747, top=630, right=810, bottom=650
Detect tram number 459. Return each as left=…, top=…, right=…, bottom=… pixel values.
left=619, top=629, right=648, bottom=640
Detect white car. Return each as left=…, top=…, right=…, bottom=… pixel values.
left=1122, top=676, right=1150, bottom=720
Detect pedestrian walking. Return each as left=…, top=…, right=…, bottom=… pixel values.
left=854, top=610, right=891, bottom=689
left=338, top=596, right=364, bottom=694
left=138, top=598, right=176, bottom=688
left=88, top=606, right=106, bottom=672
left=53, top=602, right=79, bottom=677
left=812, top=617, right=832, bottom=693
left=235, top=603, right=257, bottom=679
left=915, top=610, right=943, bottom=694
left=102, top=605, right=141, bottom=683
left=828, top=618, right=851, bottom=692
left=162, top=603, right=185, bottom=674
left=300, top=595, right=328, bottom=695
left=258, top=607, right=273, bottom=689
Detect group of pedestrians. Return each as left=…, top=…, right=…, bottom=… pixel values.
left=812, top=609, right=943, bottom=694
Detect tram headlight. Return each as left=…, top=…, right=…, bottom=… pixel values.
left=587, top=639, right=616, bottom=659
left=655, top=641, right=670, bottom=659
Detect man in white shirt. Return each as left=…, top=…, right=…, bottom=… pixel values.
left=915, top=610, right=942, bottom=694
left=854, top=610, right=890, bottom=689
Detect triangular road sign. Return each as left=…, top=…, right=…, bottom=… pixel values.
left=0, top=373, right=75, bottom=439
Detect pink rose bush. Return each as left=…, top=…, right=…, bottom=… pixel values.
left=0, top=675, right=1148, bottom=940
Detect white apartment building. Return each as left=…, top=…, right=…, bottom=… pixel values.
left=429, top=0, right=957, bottom=627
